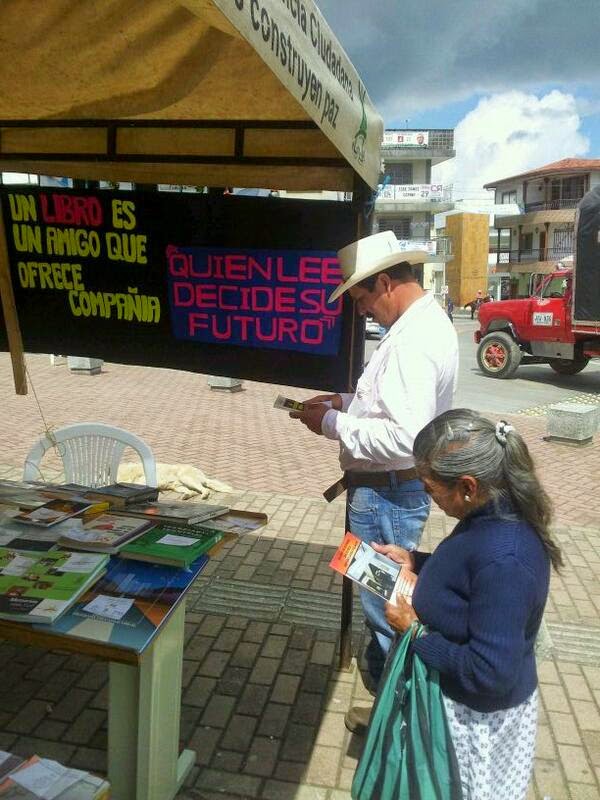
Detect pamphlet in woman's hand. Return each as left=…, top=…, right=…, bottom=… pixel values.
left=330, top=532, right=417, bottom=605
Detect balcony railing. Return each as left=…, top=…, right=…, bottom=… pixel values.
left=377, top=183, right=453, bottom=203
left=523, top=198, right=583, bottom=212
left=496, top=245, right=573, bottom=264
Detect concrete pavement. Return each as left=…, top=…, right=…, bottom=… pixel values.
left=0, top=351, right=600, bottom=799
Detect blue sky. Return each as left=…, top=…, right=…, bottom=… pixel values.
left=318, top=0, right=600, bottom=196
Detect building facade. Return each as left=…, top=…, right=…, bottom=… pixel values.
left=373, top=129, right=455, bottom=296
left=485, top=158, right=600, bottom=296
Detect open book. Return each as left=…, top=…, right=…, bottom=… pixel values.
left=329, top=532, right=417, bottom=605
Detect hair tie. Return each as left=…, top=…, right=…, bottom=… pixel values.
left=495, top=420, right=514, bottom=445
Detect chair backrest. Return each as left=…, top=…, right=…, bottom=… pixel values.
left=23, top=423, right=157, bottom=488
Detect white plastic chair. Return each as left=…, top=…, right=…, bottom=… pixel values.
left=23, top=423, right=157, bottom=488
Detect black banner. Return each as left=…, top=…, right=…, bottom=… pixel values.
left=574, top=185, right=600, bottom=324
left=0, top=188, right=360, bottom=391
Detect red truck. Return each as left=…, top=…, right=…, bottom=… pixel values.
left=475, top=185, right=600, bottom=378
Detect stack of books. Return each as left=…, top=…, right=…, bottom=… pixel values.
left=119, top=523, right=224, bottom=568
left=83, top=482, right=159, bottom=509
left=116, top=500, right=230, bottom=526
left=0, top=751, right=109, bottom=799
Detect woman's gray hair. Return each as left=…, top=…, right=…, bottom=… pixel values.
left=413, top=409, right=562, bottom=571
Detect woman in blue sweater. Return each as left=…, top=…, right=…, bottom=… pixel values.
left=376, top=409, right=562, bottom=800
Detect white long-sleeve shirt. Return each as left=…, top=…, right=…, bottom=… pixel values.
left=321, top=293, right=459, bottom=472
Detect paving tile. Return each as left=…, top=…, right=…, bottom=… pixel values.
left=200, top=695, right=236, bottom=728
left=193, top=768, right=261, bottom=798
left=220, top=714, right=257, bottom=752
left=257, top=703, right=290, bottom=738
left=557, top=743, right=596, bottom=784
left=548, top=711, right=582, bottom=745
left=243, top=736, right=280, bottom=776
left=571, top=700, right=600, bottom=731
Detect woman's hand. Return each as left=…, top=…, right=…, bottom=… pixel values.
left=372, top=542, right=415, bottom=570
left=385, top=595, right=418, bottom=634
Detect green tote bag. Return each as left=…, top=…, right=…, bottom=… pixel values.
left=352, top=624, right=462, bottom=800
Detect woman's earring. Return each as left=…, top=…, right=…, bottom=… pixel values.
left=464, top=495, right=471, bottom=503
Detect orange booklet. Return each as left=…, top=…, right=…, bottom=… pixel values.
left=330, top=531, right=417, bottom=605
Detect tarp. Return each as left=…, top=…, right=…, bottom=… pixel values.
left=0, top=0, right=382, bottom=191
left=573, top=185, right=600, bottom=326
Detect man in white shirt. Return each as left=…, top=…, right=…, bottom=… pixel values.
left=291, top=231, right=459, bottom=725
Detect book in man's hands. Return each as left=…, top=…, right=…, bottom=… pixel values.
left=0, top=548, right=108, bottom=624
left=55, top=514, right=156, bottom=554
left=83, top=482, right=159, bottom=509
left=273, top=394, right=305, bottom=412
left=119, top=524, right=223, bottom=568
left=329, top=532, right=417, bottom=605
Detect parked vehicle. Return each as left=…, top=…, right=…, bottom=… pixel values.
left=474, top=185, right=600, bottom=378
left=365, top=316, right=382, bottom=339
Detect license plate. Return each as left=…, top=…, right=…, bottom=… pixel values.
left=533, top=312, right=553, bottom=326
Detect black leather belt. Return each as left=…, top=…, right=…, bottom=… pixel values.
left=323, top=468, right=419, bottom=502
left=344, top=468, right=419, bottom=487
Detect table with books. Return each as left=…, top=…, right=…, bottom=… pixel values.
left=0, top=480, right=267, bottom=800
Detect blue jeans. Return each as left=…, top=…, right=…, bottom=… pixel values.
left=347, top=477, right=430, bottom=686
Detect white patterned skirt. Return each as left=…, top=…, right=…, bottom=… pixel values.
left=442, top=689, right=538, bottom=800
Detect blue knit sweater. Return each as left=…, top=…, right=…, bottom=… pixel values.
left=411, top=500, right=551, bottom=712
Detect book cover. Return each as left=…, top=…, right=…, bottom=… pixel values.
left=13, top=499, right=95, bottom=528
left=203, top=509, right=268, bottom=535
left=329, top=532, right=417, bottom=605
left=0, top=754, right=109, bottom=799
left=0, top=515, right=61, bottom=553
left=48, top=554, right=209, bottom=653
left=56, top=514, right=156, bottom=554
left=84, top=482, right=159, bottom=509
left=119, top=524, right=223, bottom=567
left=0, top=549, right=108, bottom=624
left=0, top=752, right=24, bottom=782
left=116, top=500, right=229, bottom=525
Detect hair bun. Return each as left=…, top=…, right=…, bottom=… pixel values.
left=495, top=420, right=514, bottom=445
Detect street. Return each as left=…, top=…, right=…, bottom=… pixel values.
left=366, top=317, right=600, bottom=415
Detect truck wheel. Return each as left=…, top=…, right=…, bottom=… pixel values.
left=477, top=332, right=522, bottom=378
left=549, top=357, right=589, bottom=375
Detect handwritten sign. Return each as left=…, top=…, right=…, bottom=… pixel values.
left=0, top=188, right=357, bottom=391
left=167, top=246, right=342, bottom=354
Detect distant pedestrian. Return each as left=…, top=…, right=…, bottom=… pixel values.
left=446, top=297, right=454, bottom=323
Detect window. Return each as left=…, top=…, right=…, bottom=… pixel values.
left=552, top=227, right=574, bottom=257
left=519, top=232, right=533, bottom=252
left=501, top=190, right=517, bottom=204
left=550, top=176, right=585, bottom=203
left=384, top=163, right=413, bottom=185
left=378, top=217, right=411, bottom=239
left=542, top=275, right=569, bottom=298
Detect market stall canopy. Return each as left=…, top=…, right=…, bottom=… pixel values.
left=0, top=0, right=383, bottom=191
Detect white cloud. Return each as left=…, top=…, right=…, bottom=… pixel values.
left=433, top=91, right=590, bottom=199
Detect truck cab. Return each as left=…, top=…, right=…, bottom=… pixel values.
left=474, top=268, right=590, bottom=378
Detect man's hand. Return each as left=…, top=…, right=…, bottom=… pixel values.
left=372, top=542, right=415, bottom=570
left=385, top=594, right=418, bottom=634
left=303, top=393, right=343, bottom=410
left=290, top=403, right=330, bottom=435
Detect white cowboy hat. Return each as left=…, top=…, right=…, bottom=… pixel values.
left=328, top=230, right=429, bottom=303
